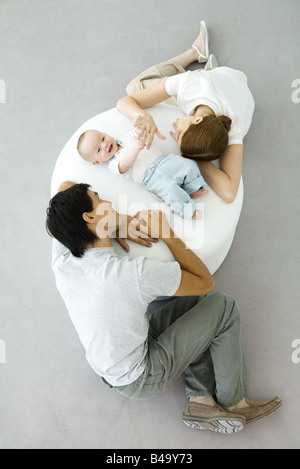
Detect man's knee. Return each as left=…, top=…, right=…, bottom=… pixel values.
left=202, top=292, right=240, bottom=318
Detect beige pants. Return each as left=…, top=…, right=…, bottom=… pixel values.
left=127, top=60, right=186, bottom=106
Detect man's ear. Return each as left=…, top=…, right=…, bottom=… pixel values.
left=82, top=212, right=96, bottom=224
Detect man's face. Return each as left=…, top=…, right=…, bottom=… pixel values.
left=87, top=190, right=120, bottom=238
left=81, top=130, right=119, bottom=165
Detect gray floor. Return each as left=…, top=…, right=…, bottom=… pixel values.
left=0, top=0, right=299, bottom=449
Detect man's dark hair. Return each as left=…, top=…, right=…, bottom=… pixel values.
left=46, top=183, right=98, bottom=258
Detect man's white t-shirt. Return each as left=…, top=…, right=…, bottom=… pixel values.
left=165, top=67, right=255, bottom=145
left=52, top=240, right=181, bottom=387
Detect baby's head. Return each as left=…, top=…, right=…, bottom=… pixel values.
left=77, top=130, right=119, bottom=165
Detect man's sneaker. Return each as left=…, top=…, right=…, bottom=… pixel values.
left=183, top=402, right=246, bottom=434
left=230, top=396, right=282, bottom=424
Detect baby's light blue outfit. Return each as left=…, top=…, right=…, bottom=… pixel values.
left=143, top=154, right=205, bottom=219
left=108, top=131, right=206, bottom=219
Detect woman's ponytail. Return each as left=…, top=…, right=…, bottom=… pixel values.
left=218, top=115, right=232, bottom=132
left=180, top=115, right=231, bottom=162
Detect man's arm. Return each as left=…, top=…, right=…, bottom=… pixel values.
left=164, top=230, right=215, bottom=296
left=136, top=211, right=215, bottom=296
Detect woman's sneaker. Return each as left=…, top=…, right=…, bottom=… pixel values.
left=191, top=20, right=210, bottom=63
left=205, top=54, right=218, bottom=70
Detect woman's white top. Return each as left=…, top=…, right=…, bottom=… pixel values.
left=165, top=67, right=255, bottom=145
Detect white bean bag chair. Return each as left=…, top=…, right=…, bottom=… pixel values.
left=51, top=103, right=243, bottom=274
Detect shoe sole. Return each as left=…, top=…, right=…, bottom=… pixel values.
left=183, top=417, right=245, bottom=434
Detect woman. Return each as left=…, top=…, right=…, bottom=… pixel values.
left=117, top=21, right=255, bottom=204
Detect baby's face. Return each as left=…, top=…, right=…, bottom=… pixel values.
left=81, top=130, right=119, bottom=165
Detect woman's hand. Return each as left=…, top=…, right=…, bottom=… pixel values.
left=117, top=81, right=171, bottom=148
left=169, top=121, right=179, bottom=142
left=134, top=113, right=166, bottom=150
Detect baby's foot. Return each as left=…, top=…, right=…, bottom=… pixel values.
left=190, top=187, right=209, bottom=199
left=192, top=209, right=203, bottom=220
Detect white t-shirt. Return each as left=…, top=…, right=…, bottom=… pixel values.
left=108, top=131, right=163, bottom=184
left=165, top=67, right=255, bottom=145
left=52, top=240, right=181, bottom=386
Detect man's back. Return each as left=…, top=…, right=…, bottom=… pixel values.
left=52, top=239, right=181, bottom=386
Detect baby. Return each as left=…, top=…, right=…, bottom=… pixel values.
left=77, top=129, right=208, bottom=219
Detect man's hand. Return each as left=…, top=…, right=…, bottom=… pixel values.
left=134, top=113, right=166, bottom=150
left=133, top=210, right=173, bottom=240
left=116, top=214, right=158, bottom=252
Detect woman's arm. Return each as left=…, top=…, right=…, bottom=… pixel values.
left=117, top=81, right=170, bottom=149
left=197, top=144, right=243, bottom=204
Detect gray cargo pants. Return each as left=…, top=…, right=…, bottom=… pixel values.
left=112, top=292, right=247, bottom=407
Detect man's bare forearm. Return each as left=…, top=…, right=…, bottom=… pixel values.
left=163, top=229, right=214, bottom=285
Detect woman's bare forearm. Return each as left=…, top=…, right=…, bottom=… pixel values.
left=197, top=144, right=243, bottom=204
left=197, top=161, right=236, bottom=203
left=117, top=95, right=148, bottom=120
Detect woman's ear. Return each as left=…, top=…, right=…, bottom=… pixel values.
left=194, top=116, right=204, bottom=125
left=82, top=212, right=96, bottom=224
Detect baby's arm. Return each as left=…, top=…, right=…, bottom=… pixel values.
left=118, top=138, right=145, bottom=174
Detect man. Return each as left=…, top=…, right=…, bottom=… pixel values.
left=46, top=181, right=281, bottom=434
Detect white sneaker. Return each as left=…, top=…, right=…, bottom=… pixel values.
left=205, top=54, right=218, bottom=70
left=191, top=20, right=210, bottom=63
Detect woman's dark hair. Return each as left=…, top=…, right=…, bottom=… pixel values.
left=46, top=183, right=98, bottom=258
left=180, top=115, right=232, bottom=161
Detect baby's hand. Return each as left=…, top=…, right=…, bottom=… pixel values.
left=135, top=137, right=146, bottom=151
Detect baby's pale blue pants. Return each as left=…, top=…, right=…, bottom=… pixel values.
left=143, top=154, right=206, bottom=219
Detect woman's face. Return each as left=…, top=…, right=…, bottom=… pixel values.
left=170, top=116, right=200, bottom=145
